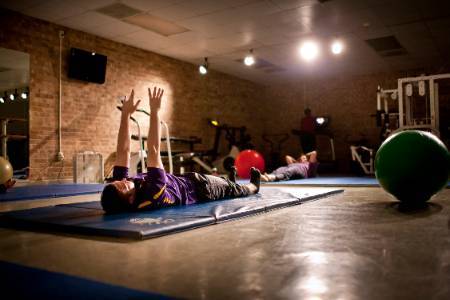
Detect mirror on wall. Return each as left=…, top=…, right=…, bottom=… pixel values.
left=0, top=47, right=29, bottom=178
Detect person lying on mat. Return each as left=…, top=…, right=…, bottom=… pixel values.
left=101, top=87, right=261, bottom=213
left=261, top=151, right=318, bottom=182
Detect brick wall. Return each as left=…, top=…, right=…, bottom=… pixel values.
left=0, top=9, right=269, bottom=181
left=264, top=70, right=450, bottom=172
left=2, top=9, right=444, bottom=179
left=264, top=73, right=402, bottom=172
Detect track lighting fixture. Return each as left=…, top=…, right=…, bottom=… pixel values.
left=199, top=57, right=208, bottom=75
left=244, top=49, right=255, bottom=66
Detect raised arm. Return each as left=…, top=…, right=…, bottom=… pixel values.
left=147, top=87, right=165, bottom=169
left=114, top=90, right=141, bottom=167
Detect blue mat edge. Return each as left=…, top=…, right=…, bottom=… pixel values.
left=0, top=260, right=175, bottom=300
left=0, top=189, right=344, bottom=240
left=255, top=177, right=450, bottom=188
left=0, top=184, right=104, bottom=202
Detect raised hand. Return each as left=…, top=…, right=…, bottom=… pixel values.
left=122, top=89, right=141, bottom=116
left=148, top=87, right=164, bottom=112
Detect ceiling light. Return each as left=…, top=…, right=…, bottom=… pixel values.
left=299, top=41, right=319, bottom=61
left=331, top=40, right=343, bottom=54
left=0, top=96, right=4, bottom=103
left=21, top=91, right=27, bottom=99
left=9, top=92, right=15, bottom=101
left=244, top=49, right=255, bottom=66
left=199, top=57, right=208, bottom=75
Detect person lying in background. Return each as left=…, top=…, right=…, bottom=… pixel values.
left=101, top=87, right=261, bottom=214
left=261, top=151, right=318, bottom=182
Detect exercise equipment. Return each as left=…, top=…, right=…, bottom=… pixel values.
left=353, top=73, right=450, bottom=175
left=176, top=119, right=254, bottom=175
left=350, top=145, right=374, bottom=175
left=262, top=133, right=289, bottom=172
left=375, top=130, right=450, bottom=203
left=0, top=118, right=27, bottom=165
left=375, top=73, right=450, bottom=137
left=376, top=86, right=399, bottom=141
left=0, top=156, right=13, bottom=186
left=397, top=73, right=450, bottom=136
left=235, top=150, right=265, bottom=178
left=208, top=119, right=253, bottom=160
left=207, top=119, right=253, bottom=173
left=0, top=188, right=343, bottom=239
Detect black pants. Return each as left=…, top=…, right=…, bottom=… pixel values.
left=271, top=165, right=305, bottom=181
left=184, top=173, right=251, bottom=201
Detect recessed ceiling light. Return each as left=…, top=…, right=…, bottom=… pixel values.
left=299, top=41, right=319, bottom=61
left=331, top=41, right=343, bottom=54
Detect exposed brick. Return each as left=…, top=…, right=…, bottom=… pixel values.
left=0, top=9, right=269, bottom=180
left=3, top=9, right=447, bottom=180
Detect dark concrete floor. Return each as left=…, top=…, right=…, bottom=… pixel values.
left=1, top=186, right=449, bottom=299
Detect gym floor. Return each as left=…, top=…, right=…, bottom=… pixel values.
left=1, top=185, right=449, bottom=299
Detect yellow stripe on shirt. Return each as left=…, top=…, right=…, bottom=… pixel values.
left=162, top=197, right=175, bottom=205
left=153, top=184, right=167, bottom=200
left=138, top=200, right=152, bottom=209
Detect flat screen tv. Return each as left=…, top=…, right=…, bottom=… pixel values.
left=68, top=48, right=107, bottom=84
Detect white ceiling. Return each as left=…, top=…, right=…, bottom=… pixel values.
left=1, top=0, right=450, bottom=85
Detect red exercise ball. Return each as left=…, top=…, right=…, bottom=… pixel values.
left=234, top=150, right=265, bottom=179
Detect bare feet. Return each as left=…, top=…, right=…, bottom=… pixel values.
left=261, top=172, right=278, bottom=182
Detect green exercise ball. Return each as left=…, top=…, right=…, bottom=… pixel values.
left=375, top=130, right=450, bottom=203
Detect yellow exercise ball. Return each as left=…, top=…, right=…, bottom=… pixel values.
left=0, top=157, right=13, bottom=185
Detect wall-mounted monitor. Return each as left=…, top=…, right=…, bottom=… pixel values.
left=68, top=48, right=107, bottom=84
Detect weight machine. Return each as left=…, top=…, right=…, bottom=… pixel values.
left=397, top=73, right=450, bottom=136
left=351, top=73, right=450, bottom=175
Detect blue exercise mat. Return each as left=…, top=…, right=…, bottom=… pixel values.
left=0, top=260, right=173, bottom=299
left=0, top=188, right=343, bottom=239
left=261, top=177, right=379, bottom=186
left=0, top=183, right=105, bottom=202
left=261, top=177, right=450, bottom=188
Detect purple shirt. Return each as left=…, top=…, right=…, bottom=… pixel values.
left=113, top=166, right=198, bottom=210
